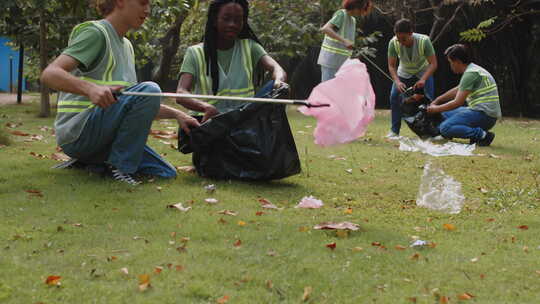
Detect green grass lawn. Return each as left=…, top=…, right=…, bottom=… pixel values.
left=0, top=98, right=539, bottom=303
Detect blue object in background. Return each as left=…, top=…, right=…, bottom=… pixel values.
left=0, top=37, right=26, bottom=93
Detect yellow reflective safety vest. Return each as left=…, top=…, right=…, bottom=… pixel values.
left=189, top=39, right=255, bottom=113
left=390, top=33, right=431, bottom=78
left=464, top=63, right=501, bottom=118
left=55, top=20, right=137, bottom=146
left=317, top=9, right=356, bottom=68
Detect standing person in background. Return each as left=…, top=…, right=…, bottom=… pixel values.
left=41, top=0, right=199, bottom=185
left=387, top=18, right=437, bottom=138
left=428, top=44, right=501, bottom=146
left=317, top=0, right=373, bottom=82
left=176, top=0, right=287, bottom=122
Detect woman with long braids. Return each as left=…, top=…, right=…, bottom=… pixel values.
left=175, top=0, right=287, bottom=122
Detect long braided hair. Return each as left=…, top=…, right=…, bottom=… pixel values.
left=204, top=0, right=261, bottom=94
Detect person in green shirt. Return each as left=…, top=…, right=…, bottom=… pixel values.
left=387, top=18, right=438, bottom=138
left=428, top=44, right=501, bottom=146
left=317, top=0, right=373, bottom=82
left=41, top=0, right=199, bottom=185
left=175, top=0, right=287, bottom=122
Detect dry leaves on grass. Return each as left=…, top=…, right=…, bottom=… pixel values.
left=259, top=198, right=283, bottom=210
left=176, top=166, right=196, bottom=173
left=302, top=286, right=313, bottom=301
left=217, top=295, right=230, bottom=304
left=138, top=274, right=151, bottom=291
left=167, top=203, right=191, bottom=212
left=326, top=242, right=336, bottom=250
left=458, top=292, right=474, bottom=300
left=218, top=210, right=237, bottom=216
left=51, top=152, right=70, bottom=162
left=313, top=222, right=360, bottom=231
left=45, top=275, right=62, bottom=286
left=150, top=130, right=178, bottom=139
left=443, top=223, right=456, bottom=231
left=26, top=189, right=43, bottom=197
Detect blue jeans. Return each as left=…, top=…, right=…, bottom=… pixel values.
left=321, top=66, right=340, bottom=82
left=390, top=75, right=434, bottom=134
left=439, top=107, right=497, bottom=141
left=61, top=82, right=176, bottom=177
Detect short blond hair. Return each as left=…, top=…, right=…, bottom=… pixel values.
left=91, top=0, right=116, bottom=17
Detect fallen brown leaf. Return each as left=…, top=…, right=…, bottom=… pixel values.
left=410, top=253, right=420, bottom=260
left=45, top=275, right=61, bottom=286
left=518, top=225, right=529, bottom=230
left=138, top=274, right=151, bottom=291
left=395, top=245, right=407, bottom=250
left=313, top=222, right=360, bottom=231
left=237, top=221, right=246, bottom=226
left=154, top=266, right=163, bottom=274
left=167, top=203, right=191, bottom=212
left=298, top=226, right=309, bottom=232
left=218, top=210, right=237, bottom=216
left=233, top=240, right=242, bottom=247
left=326, top=242, right=336, bottom=250
left=458, top=292, right=474, bottom=300
left=51, top=152, right=70, bottom=162
left=216, top=295, right=229, bottom=304
left=302, top=286, right=312, bottom=302
left=439, top=296, right=449, bottom=303
left=10, top=130, right=29, bottom=136
left=443, top=223, right=456, bottom=231
left=259, top=198, right=282, bottom=210
left=176, top=166, right=196, bottom=173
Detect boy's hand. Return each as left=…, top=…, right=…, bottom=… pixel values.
left=88, top=85, right=124, bottom=109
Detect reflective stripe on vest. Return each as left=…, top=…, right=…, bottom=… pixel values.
left=191, top=39, right=255, bottom=104
left=57, top=21, right=135, bottom=113
left=392, top=34, right=429, bottom=74
left=466, top=65, right=499, bottom=108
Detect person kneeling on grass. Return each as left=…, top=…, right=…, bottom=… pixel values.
left=175, top=0, right=287, bottom=121
left=41, top=0, right=200, bottom=185
left=427, top=44, right=501, bottom=146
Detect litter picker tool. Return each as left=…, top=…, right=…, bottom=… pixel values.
left=357, top=52, right=415, bottom=98
left=114, top=90, right=330, bottom=108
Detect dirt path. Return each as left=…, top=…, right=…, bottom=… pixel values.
left=0, top=93, right=34, bottom=106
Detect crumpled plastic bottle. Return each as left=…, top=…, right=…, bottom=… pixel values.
left=416, top=161, right=465, bottom=214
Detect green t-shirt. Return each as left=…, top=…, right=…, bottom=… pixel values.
left=387, top=36, right=435, bottom=59
left=329, top=9, right=346, bottom=30
left=458, top=70, right=481, bottom=92
left=62, top=25, right=106, bottom=72
left=180, top=40, right=267, bottom=77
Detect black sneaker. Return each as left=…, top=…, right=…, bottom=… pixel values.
left=477, top=131, right=495, bottom=146
left=111, top=167, right=141, bottom=186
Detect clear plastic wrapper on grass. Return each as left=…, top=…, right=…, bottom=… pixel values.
left=399, top=137, right=475, bottom=157
left=416, top=161, right=465, bottom=214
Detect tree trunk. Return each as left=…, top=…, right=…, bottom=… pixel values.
left=153, top=11, right=188, bottom=86
left=39, top=8, right=50, bottom=118
left=17, top=44, right=24, bottom=104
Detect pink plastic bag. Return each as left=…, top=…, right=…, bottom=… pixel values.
left=299, top=59, right=376, bottom=147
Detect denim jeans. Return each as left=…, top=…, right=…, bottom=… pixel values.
left=321, top=66, right=340, bottom=82
left=61, top=82, right=175, bottom=177
left=390, top=75, right=434, bottom=134
left=439, top=107, right=497, bottom=141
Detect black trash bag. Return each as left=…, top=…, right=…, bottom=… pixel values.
left=401, top=93, right=443, bottom=139
left=178, top=86, right=301, bottom=181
